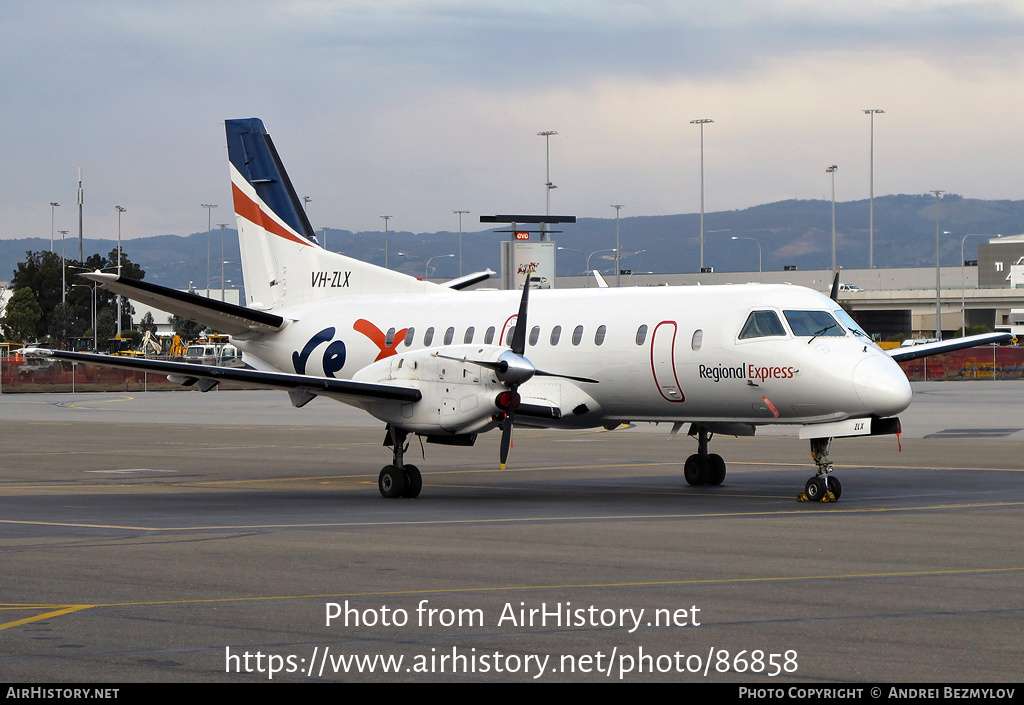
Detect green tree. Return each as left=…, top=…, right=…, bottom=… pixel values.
left=139, top=311, right=157, bottom=335
left=48, top=301, right=87, bottom=347
left=10, top=248, right=146, bottom=345
left=2, top=287, right=44, bottom=342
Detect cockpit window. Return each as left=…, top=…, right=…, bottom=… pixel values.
left=739, top=310, right=787, bottom=339
left=832, top=308, right=869, bottom=339
left=784, top=310, right=845, bottom=337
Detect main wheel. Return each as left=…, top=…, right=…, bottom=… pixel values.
left=683, top=454, right=708, bottom=486
left=402, top=464, right=422, bottom=499
left=379, top=465, right=406, bottom=498
left=826, top=475, right=842, bottom=500
left=804, top=476, right=827, bottom=502
left=706, top=453, right=727, bottom=486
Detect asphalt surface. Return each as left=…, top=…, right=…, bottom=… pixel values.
left=1, top=382, right=1021, bottom=683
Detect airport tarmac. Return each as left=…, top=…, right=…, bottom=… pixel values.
left=1, top=382, right=1021, bottom=683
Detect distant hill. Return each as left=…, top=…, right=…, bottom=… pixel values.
left=4, top=194, right=1022, bottom=290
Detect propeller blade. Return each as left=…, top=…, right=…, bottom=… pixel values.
left=534, top=369, right=599, bottom=384
left=499, top=416, right=513, bottom=470
left=499, top=385, right=518, bottom=470
left=510, top=275, right=533, bottom=355
left=829, top=267, right=841, bottom=301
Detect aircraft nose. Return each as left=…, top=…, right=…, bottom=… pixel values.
left=852, top=355, right=912, bottom=417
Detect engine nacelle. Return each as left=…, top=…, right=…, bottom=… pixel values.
left=351, top=345, right=510, bottom=434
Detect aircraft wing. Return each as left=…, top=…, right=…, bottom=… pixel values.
left=24, top=349, right=421, bottom=404
left=887, top=332, right=1013, bottom=362
left=77, top=272, right=285, bottom=337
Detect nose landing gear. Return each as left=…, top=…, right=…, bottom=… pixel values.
left=798, top=437, right=841, bottom=502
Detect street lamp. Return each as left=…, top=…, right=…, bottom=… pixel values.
left=537, top=131, right=557, bottom=241
left=826, top=165, right=838, bottom=272
left=612, top=205, right=624, bottom=286
left=864, top=109, right=884, bottom=269
left=321, top=226, right=330, bottom=251
left=201, top=203, right=218, bottom=293
left=303, top=196, right=312, bottom=213
left=454, top=210, right=469, bottom=276
left=58, top=230, right=69, bottom=303
left=690, top=118, right=713, bottom=272
left=426, top=254, right=455, bottom=279
left=930, top=190, right=945, bottom=339
left=586, top=248, right=617, bottom=286
left=380, top=215, right=392, bottom=268
left=115, top=205, right=126, bottom=336
left=218, top=224, right=229, bottom=301
left=731, top=236, right=762, bottom=273
left=49, top=202, right=60, bottom=253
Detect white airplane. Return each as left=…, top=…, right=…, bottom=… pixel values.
left=29, top=118, right=1012, bottom=502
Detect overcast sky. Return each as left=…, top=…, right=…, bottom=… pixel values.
left=3, top=0, right=1024, bottom=243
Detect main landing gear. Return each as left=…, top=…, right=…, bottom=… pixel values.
left=683, top=426, right=727, bottom=487
left=799, top=437, right=842, bottom=502
left=379, top=425, right=422, bottom=499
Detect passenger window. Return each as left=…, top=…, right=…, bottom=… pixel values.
left=505, top=326, right=516, bottom=347
left=783, top=310, right=844, bottom=337
left=529, top=326, right=540, bottom=346
left=595, top=325, right=607, bottom=346
left=691, top=329, right=703, bottom=351
left=636, top=324, right=648, bottom=346
left=424, top=327, right=434, bottom=346
left=464, top=326, right=475, bottom=344
left=484, top=326, right=495, bottom=345
left=404, top=327, right=415, bottom=347
left=385, top=327, right=396, bottom=347
left=550, top=325, right=561, bottom=345
left=444, top=327, right=455, bottom=345
left=572, top=325, right=584, bottom=346
left=739, top=310, right=787, bottom=339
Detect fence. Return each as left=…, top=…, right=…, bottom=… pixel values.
left=1, top=357, right=190, bottom=393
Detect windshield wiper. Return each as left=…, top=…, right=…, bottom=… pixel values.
left=807, top=323, right=839, bottom=344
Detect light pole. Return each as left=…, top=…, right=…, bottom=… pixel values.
left=557, top=247, right=586, bottom=278
left=612, top=205, right=624, bottom=286
left=115, top=205, right=126, bottom=335
left=826, top=165, right=838, bottom=272
left=586, top=248, right=617, bottom=286
left=303, top=196, right=312, bottom=213
left=864, top=109, right=884, bottom=269
left=58, top=230, right=69, bottom=303
left=426, top=254, right=455, bottom=279
left=218, top=224, right=229, bottom=301
left=380, top=215, right=392, bottom=268
left=690, top=118, right=713, bottom=272
left=731, top=236, right=762, bottom=273
left=930, top=190, right=945, bottom=339
left=201, top=203, right=218, bottom=293
left=454, top=210, right=469, bottom=277
left=321, top=227, right=330, bottom=251
left=537, top=131, right=557, bottom=241
left=49, top=202, right=60, bottom=253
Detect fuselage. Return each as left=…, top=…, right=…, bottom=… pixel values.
left=232, top=283, right=912, bottom=429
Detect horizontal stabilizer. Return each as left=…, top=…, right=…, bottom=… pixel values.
left=24, top=349, right=422, bottom=404
left=888, top=332, right=1013, bottom=362
left=78, top=272, right=284, bottom=337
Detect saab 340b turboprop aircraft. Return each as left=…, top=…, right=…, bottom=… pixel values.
left=29, top=118, right=1012, bottom=502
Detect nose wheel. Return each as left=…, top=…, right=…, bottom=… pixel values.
left=799, top=437, right=842, bottom=502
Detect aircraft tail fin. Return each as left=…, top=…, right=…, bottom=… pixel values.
left=226, top=118, right=436, bottom=310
